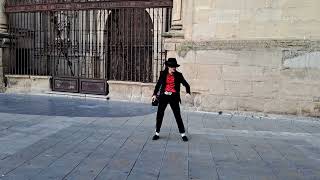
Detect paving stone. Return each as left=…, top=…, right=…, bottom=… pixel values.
left=0, top=94, right=319, bottom=180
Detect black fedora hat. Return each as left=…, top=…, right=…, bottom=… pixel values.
left=165, top=58, right=180, bottom=67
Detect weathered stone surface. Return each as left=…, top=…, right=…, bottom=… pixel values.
left=264, top=99, right=299, bottom=115
left=195, top=94, right=222, bottom=111
left=191, top=79, right=224, bottom=95
left=0, top=0, right=7, bottom=32
left=108, top=81, right=154, bottom=103
left=108, top=81, right=134, bottom=101
left=218, top=96, right=238, bottom=111
left=237, top=97, right=266, bottom=112
left=141, top=84, right=154, bottom=103
left=237, top=50, right=282, bottom=68
left=224, top=80, right=252, bottom=97
left=176, top=40, right=320, bottom=52
left=190, top=0, right=320, bottom=39
left=196, top=50, right=238, bottom=65
left=5, top=75, right=51, bottom=94
left=252, top=80, right=280, bottom=99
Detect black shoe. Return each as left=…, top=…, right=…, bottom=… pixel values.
left=152, top=135, right=159, bottom=140
left=182, top=136, right=188, bottom=142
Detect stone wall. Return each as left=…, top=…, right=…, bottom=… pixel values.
left=165, top=39, right=320, bottom=116
left=108, top=81, right=155, bottom=103
left=5, top=75, right=51, bottom=94
left=161, top=0, right=320, bottom=117
left=187, top=0, right=320, bottom=40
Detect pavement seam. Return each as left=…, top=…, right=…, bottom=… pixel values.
left=93, top=115, right=147, bottom=180
left=0, top=119, right=97, bottom=176
left=156, top=113, right=174, bottom=180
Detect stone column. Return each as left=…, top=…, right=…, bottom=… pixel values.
left=171, top=0, right=183, bottom=30
left=163, top=0, right=185, bottom=59
left=0, top=0, right=6, bottom=32
left=0, top=0, right=7, bottom=92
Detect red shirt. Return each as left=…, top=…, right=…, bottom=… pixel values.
left=165, top=73, right=176, bottom=93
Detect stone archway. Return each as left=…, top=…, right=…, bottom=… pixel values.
left=104, top=9, right=153, bottom=82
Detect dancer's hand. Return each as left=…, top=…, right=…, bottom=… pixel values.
left=185, top=93, right=191, bottom=98
left=151, top=95, right=157, bottom=102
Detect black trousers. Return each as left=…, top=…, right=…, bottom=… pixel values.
left=156, top=94, right=185, bottom=134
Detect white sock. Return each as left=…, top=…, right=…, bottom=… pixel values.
left=181, top=133, right=186, bottom=137
left=155, top=132, right=159, bottom=136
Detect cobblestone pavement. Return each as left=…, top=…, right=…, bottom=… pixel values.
left=0, top=94, right=319, bottom=180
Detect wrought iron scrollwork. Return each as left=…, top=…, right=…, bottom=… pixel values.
left=50, top=11, right=74, bottom=76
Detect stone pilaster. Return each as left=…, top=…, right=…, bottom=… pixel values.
left=163, top=0, right=185, bottom=59
left=171, top=0, right=182, bottom=30
left=0, top=0, right=6, bottom=33
left=0, top=0, right=7, bottom=92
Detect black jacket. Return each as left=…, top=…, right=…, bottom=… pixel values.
left=153, top=70, right=191, bottom=102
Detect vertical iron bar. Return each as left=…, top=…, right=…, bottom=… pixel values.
left=130, top=8, right=133, bottom=81
left=39, top=12, right=42, bottom=75
left=19, top=13, right=26, bottom=74
left=142, top=8, right=145, bottom=82
left=110, top=9, right=113, bottom=80
left=102, top=10, right=105, bottom=80
left=108, top=9, right=111, bottom=80
left=64, top=11, right=67, bottom=76
left=147, top=8, right=150, bottom=82
left=98, top=10, right=101, bottom=79
left=9, top=14, right=13, bottom=74
left=59, top=11, right=62, bottom=76
left=77, top=11, right=80, bottom=78
left=16, top=13, right=19, bottom=75
left=161, top=8, right=164, bottom=72
left=53, top=12, right=56, bottom=77
left=134, top=8, right=136, bottom=82
left=153, top=8, right=157, bottom=81
left=137, top=8, right=140, bottom=82
left=47, top=12, right=51, bottom=76
left=122, top=9, right=124, bottom=81
left=156, top=9, right=159, bottom=80
left=96, top=10, right=99, bottom=79
left=116, top=9, right=119, bottom=80
left=45, top=12, right=48, bottom=75
left=126, top=9, right=128, bottom=81
left=89, top=10, right=92, bottom=79
left=31, top=12, right=35, bottom=76
left=37, top=12, right=39, bottom=75
left=72, top=10, right=75, bottom=77
left=27, top=12, right=31, bottom=75
left=20, top=13, right=23, bottom=74
left=71, top=10, right=74, bottom=77
left=118, top=8, right=121, bottom=80
left=84, top=10, right=87, bottom=79
left=81, top=10, right=84, bottom=78
left=142, top=9, right=148, bottom=82
left=8, top=14, right=12, bottom=74
left=25, top=12, right=28, bottom=75
left=103, top=10, right=109, bottom=80
left=22, top=12, right=25, bottom=75
left=7, top=14, right=10, bottom=74
left=87, top=10, right=92, bottom=78
left=39, top=12, right=43, bottom=75
left=13, top=13, right=16, bottom=74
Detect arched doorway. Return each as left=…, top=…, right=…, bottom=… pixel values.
left=104, top=9, right=153, bottom=82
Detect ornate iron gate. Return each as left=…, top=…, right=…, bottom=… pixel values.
left=4, top=0, right=172, bottom=95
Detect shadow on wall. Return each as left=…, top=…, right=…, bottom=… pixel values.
left=0, top=94, right=156, bottom=117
